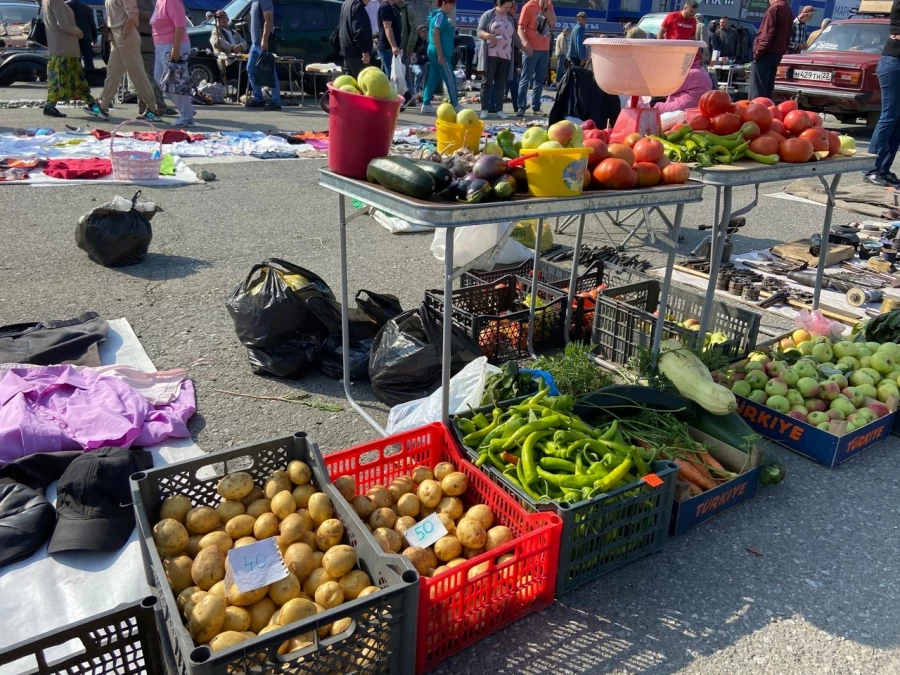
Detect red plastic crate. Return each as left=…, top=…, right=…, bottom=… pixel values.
left=317, top=424, right=562, bottom=674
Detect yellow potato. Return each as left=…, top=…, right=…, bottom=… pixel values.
left=315, top=519, right=344, bottom=551
left=419, top=505, right=435, bottom=520
left=269, top=490, right=296, bottom=521
left=397, top=493, right=420, bottom=518
left=433, top=462, right=455, bottom=481
left=240, top=485, right=265, bottom=506
left=299, top=530, right=318, bottom=551
left=333, top=475, right=357, bottom=502
left=315, top=581, right=344, bottom=609
left=496, top=552, right=515, bottom=565
left=394, top=516, right=417, bottom=544
left=440, top=472, right=468, bottom=497
left=159, top=495, right=192, bottom=523
left=467, top=561, right=490, bottom=580
left=183, top=590, right=207, bottom=621
left=388, top=478, right=413, bottom=504
left=253, top=513, right=280, bottom=540
left=258, top=624, right=281, bottom=636
left=176, top=585, right=200, bottom=614
left=417, top=480, right=442, bottom=508
left=291, top=484, right=317, bottom=509
left=294, top=509, right=313, bottom=532
left=216, top=499, right=246, bottom=523
left=283, top=543, right=315, bottom=582
left=191, top=546, right=226, bottom=590
left=287, top=460, right=312, bottom=486
left=198, top=530, right=233, bottom=555
left=274, top=535, right=290, bottom=555
left=278, top=513, right=308, bottom=545
left=331, top=616, right=353, bottom=636
left=189, top=594, right=226, bottom=644
left=312, top=551, right=325, bottom=569
left=245, top=499, right=271, bottom=518
left=465, top=504, right=494, bottom=530
left=456, top=517, right=487, bottom=550
left=185, top=506, right=221, bottom=535
left=264, top=470, right=292, bottom=500
left=208, top=580, right=226, bottom=598
left=312, top=602, right=332, bottom=638
left=446, top=557, right=467, bottom=568
left=279, top=597, right=318, bottom=625
left=437, top=496, right=463, bottom=520
left=247, top=597, right=277, bottom=634
left=222, top=606, right=252, bottom=632
left=357, top=586, right=380, bottom=598
left=433, top=565, right=449, bottom=577
left=210, top=631, right=248, bottom=652
left=434, top=535, right=463, bottom=562
left=366, top=486, right=391, bottom=510
left=411, top=466, right=434, bottom=484
left=402, top=547, right=433, bottom=576
left=321, top=545, right=357, bottom=578
left=184, top=534, right=203, bottom=558
left=164, top=555, right=194, bottom=595
left=351, top=495, right=376, bottom=520
left=369, top=507, right=397, bottom=530
left=463, top=547, right=484, bottom=559
left=302, top=568, right=336, bottom=597
left=372, top=527, right=402, bottom=553
left=227, top=583, right=270, bottom=607
left=217, top=472, right=254, bottom=500
left=223, top=514, right=255, bottom=540
left=234, top=536, right=257, bottom=548
left=268, top=572, right=301, bottom=606
left=339, top=570, right=371, bottom=600
left=307, top=493, right=333, bottom=526
left=153, top=519, right=188, bottom=556
left=484, top=525, right=514, bottom=551
left=437, top=512, right=456, bottom=536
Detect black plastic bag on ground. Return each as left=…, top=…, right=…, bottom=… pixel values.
left=369, top=304, right=482, bottom=406
left=226, top=258, right=341, bottom=378
left=75, top=191, right=156, bottom=267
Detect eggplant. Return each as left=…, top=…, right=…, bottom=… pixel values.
left=441, top=179, right=470, bottom=201
left=463, top=172, right=478, bottom=182
left=493, top=174, right=517, bottom=201
left=473, top=154, right=508, bottom=181
left=508, top=165, right=528, bottom=192
left=462, top=178, right=492, bottom=204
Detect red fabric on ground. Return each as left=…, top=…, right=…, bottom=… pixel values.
left=43, top=158, right=113, bottom=179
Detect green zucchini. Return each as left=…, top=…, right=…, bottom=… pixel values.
left=412, top=160, right=454, bottom=192
left=366, top=157, right=435, bottom=200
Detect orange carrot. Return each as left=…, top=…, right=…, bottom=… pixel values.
left=698, top=451, right=726, bottom=473
left=686, top=454, right=714, bottom=482
left=674, top=458, right=715, bottom=490
left=686, top=480, right=704, bottom=496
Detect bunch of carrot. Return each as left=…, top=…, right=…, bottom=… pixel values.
left=659, top=447, right=735, bottom=495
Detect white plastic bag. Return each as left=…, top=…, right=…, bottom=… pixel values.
left=386, top=357, right=499, bottom=434
left=391, top=55, right=408, bottom=97
left=372, top=209, right=430, bottom=233
left=430, top=222, right=533, bottom=275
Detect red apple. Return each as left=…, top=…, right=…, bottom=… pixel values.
left=581, top=119, right=597, bottom=130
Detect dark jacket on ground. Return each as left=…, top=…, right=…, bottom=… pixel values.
left=753, top=0, right=793, bottom=60
left=549, top=66, right=621, bottom=130
left=339, top=0, right=373, bottom=58
left=66, top=0, right=97, bottom=42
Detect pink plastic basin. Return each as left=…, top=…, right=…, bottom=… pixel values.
left=584, top=38, right=706, bottom=97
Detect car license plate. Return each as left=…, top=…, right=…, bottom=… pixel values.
left=793, top=69, right=832, bottom=82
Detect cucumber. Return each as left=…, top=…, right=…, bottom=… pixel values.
left=412, top=160, right=453, bottom=192
left=366, top=157, right=435, bottom=200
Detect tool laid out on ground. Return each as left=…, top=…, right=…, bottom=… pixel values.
left=758, top=287, right=814, bottom=309
left=691, top=217, right=746, bottom=265
left=546, top=245, right=653, bottom=272
left=846, top=287, right=884, bottom=307
left=841, top=260, right=900, bottom=286
left=809, top=226, right=861, bottom=256
left=858, top=240, right=883, bottom=260
left=741, top=257, right=808, bottom=275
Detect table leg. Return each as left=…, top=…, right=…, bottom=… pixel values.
left=441, top=228, right=455, bottom=425
left=338, top=195, right=387, bottom=436
left=697, top=186, right=732, bottom=345
left=651, top=204, right=685, bottom=363
left=527, top=218, right=544, bottom=357
left=812, top=173, right=842, bottom=310
left=563, top=214, right=587, bottom=345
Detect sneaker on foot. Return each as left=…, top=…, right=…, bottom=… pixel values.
left=515, top=109, right=524, bottom=118
left=864, top=172, right=892, bottom=188
left=171, top=118, right=195, bottom=128
left=245, top=99, right=265, bottom=108
left=884, top=172, right=900, bottom=188
left=84, top=103, right=107, bottom=120
left=479, top=110, right=491, bottom=120
left=421, top=104, right=435, bottom=114
left=43, top=105, right=65, bottom=118
left=141, top=110, right=161, bottom=122
left=496, top=110, right=508, bottom=120
left=533, top=107, right=543, bottom=115
left=264, top=101, right=282, bottom=111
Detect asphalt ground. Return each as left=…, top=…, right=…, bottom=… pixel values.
left=2, top=80, right=899, bottom=675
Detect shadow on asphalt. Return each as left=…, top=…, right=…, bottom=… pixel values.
left=115, top=253, right=212, bottom=281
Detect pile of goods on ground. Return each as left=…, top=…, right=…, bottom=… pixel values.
left=151, top=462, right=376, bottom=654
left=716, top=330, right=900, bottom=434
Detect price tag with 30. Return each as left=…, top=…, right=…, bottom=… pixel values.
left=225, top=537, right=288, bottom=594
left=407, top=512, right=448, bottom=549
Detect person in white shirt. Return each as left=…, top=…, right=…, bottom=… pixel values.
left=210, top=9, right=246, bottom=67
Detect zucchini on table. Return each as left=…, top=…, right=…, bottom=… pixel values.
left=366, top=157, right=435, bottom=200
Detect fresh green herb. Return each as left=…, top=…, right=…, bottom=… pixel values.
left=532, top=342, right=614, bottom=397
left=481, top=361, right=540, bottom=406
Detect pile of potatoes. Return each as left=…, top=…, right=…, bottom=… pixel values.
left=151, top=461, right=379, bottom=656
left=334, top=460, right=515, bottom=580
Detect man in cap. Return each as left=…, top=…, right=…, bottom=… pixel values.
left=567, top=12, right=587, bottom=67
left=790, top=5, right=815, bottom=52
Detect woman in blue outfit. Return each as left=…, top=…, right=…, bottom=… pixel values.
left=421, top=0, right=458, bottom=113
left=864, top=0, right=900, bottom=188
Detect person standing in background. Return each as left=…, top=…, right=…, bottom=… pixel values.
left=658, top=0, right=697, bottom=40
left=477, top=0, right=517, bottom=119
left=151, top=0, right=194, bottom=126
left=624, top=21, right=646, bottom=38
left=137, top=0, right=169, bottom=115
left=862, top=0, right=900, bottom=187
left=245, top=0, right=280, bottom=109
left=789, top=5, right=815, bottom=52
left=66, top=0, right=96, bottom=71
left=339, top=0, right=373, bottom=79
left=516, top=0, right=555, bottom=117
left=710, top=15, right=738, bottom=59
left=806, top=17, right=830, bottom=46
left=567, top=11, right=586, bottom=67
left=553, top=26, right=568, bottom=86
left=749, top=0, right=793, bottom=99
left=410, top=24, right=428, bottom=97
left=694, top=12, right=710, bottom=64
left=376, top=0, right=401, bottom=78
left=43, top=0, right=103, bottom=117
left=398, top=0, right=416, bottom=100
left=421, top=0, right=457, bottom=113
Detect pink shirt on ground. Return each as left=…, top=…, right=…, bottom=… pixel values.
left=151, top=0, right=188, bottom=46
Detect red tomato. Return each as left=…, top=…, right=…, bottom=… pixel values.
left=749, top=136, right=779, bottom=155
left=777, top=100, right=799, bottom=115
left=661, top=162, right=690, bottom=184
left=633, top=138, right=664, bottom=164
left=623, top=132, right=643, bottom=148
left=741, top=121, right=761, bottom=140
left=699, top=90, right=732, bottom=117
left=808, top=111, right=823, bottom=128
left=606, top=143, right=635, bottom=165
left=689, top=114, right=711, bottom=131
left=784, top=110, right=812, bottom=135
left=780, top=137, right=815, bottom=163
left=752, top=96, right=774, bottom=107
left=583, top=139, right=609, bottom=167
left=768, top=105, right=783, bottom=121
left=762, top=130, right=787, bottom=145
left=800, top=128, right=829, bottom=152
left=827, top=130, right=841, bottom=157
left=742, top=103, right=773, bottom=132
left=711, top=112, right=742, bottom=136
left=768, top=119, right=787, bottom=136
left=583, top=169, right=592, bottom=189
left=593, top=158, right=638, bottom=189
left=634, top=162, right=662, bottom=187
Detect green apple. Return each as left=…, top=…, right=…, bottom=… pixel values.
left=866, top=342, right=881, bottom=353
left=798, top=341, right=815, bottom=356
left=785, top=389, right=805, bottom=406
left=859, top=355, right=873, bottom=369
left=793, top=360, right=818, bottom=379
left=745, top=371, right=769, bottom=390
left=856, top=347, right=872, bottom=358
left=845, top=422, right=857, bottom=433
left=830, top=397, right=856, bottom=416
left=878, top=384, right=900, bottom=403
left=828, top=373, right=848, bottom=389
left=743, top=361, right=764, bottom=373
left=849, top=370, right=875, bottom=387
left=870, top=351, right=896, bottom=374
left=832, top=341, right=858, bottom=358
left=813, top=336, right=833, bottom=346
left=456, top=108, right=480, bottom=126
left=841, top=386, right=864, bottom=407
left=748, top=390, right=769, bottom=404
left=859, top=367, right=882, bottom=385
left=886, top=369, right=900, bottom=382
left=333, top=74, right=358, bottom=90
left=857, top=408, right=877, bottom=423
left=856, top=383, right=878, bottom=399
left=731, top=380, right=752, bottom=397
left=836, top=356, right=859, bottom=372
left=808, top=411, right=829, bottom=426
left=782, top=369, right=800, bottom=387
left=748, top=352, right=770, bottom=363
left=878, top=342, right=900, bottom=358
left=796, top=377, right=820, bottom=398
left=767, top=395, right=790, bottom=413
left=538, top=140, right=564, bottom=149
left=848, top=412, right=870, bottom=427
left=765, top=378, right=788, bottom=397
left=521, top=127, right=549, bottom=150
left=811, top=343, right=833, bottom=363
left=817, top=421, right=832, bottom=431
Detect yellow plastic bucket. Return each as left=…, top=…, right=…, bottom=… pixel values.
left=436, top=119, right=484, bottom=154
left=524, top=147, right=592, bottom=198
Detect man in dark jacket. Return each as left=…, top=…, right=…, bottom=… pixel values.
left=710, top=16, right=739, bottom=59
left=66, top=0, right=97, bottom=71
left=749, top=0, right=793, bottom=99
left=340, top=0, right=374, bottom=79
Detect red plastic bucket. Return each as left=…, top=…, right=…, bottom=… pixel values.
left=321, top=83, right=403, bottom=179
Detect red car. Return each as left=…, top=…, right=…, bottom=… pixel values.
left=774, top=17, right=889, bottom=126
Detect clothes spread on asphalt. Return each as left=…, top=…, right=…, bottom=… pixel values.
left=43, top=158, right=113, bottom=180
left=0, top=312, right=109, bottom=367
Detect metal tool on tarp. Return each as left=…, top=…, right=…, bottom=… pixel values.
left=808, top=226, right=861, bottom=256
left=846, top=287, right=884, bottom=307
left=691, top=216, right=745, bottom=264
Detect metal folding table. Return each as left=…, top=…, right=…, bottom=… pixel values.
left=318, top=168, right=705, bottom=435
left=690, top=153, right=877, bottom=345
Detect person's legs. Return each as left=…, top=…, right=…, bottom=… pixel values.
left=762, top=53, right=779, bottom=99
left=508, top=71, right=519, bottom=113
left=517, top=51, right=536, bottom=113
left=481, top=56, right=498, bottom=113
left=531, top=49, right=549, bottom=111
left=439, top=57, right=458, bottom=107
left=138, top=50, right=166, bottom=114
left=421, top=52, right=442, bottom=109
left=412, top=64, right=424, bottom=93
left=555, top=54, right=565, bottom=86
left=247, top=43, right=264, bottom=103
left=116, top=28, right=160, bottom=114
left=344, top=56, right=363, bottom=79
left=378, top=49, right=393, bottom=78
left=494, top=58, right=509, bottom=113
left=869, top=56, right=900, bottom=175
left=404, top=52, right=414, bottom=93
left=80, top=38, right=94, bottom=71
left=100, top=35, right=127, bottom=110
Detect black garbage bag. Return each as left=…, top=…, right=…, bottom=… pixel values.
left=549, top=66, right=621, bottom=131
left=320, top=290, right=403, bottom=381
left=225, top=258, right=342, bottom=378
left=75, top=191, right=156, bottom=267
left=369, top=304, right=482, bottom=406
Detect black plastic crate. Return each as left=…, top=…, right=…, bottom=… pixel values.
left=130, top=432, right=419, bottom=675
left=591, top=279, right=758, bottom=366
left=424, top=275, right=567, bottom=363
left=0, top=597, right=165, bottom=675
left=459, top=258, right=566, bottom=288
